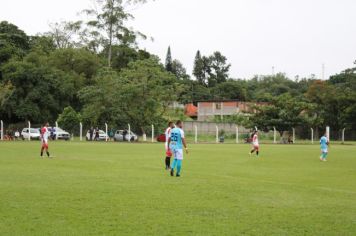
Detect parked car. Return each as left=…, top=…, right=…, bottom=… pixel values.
left=156, top=133, right=166, bottom=142
left=48, top=127, right=71, bottom=140
left=114, top=130, right=138, bottom=142
left=21, top=128, right=41, bottom=140
left=86, top=130, right=108, bottom=141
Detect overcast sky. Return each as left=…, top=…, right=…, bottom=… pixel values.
left=1, top=0, right=356, bottom=79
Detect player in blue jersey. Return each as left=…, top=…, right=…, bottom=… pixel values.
left=168, top=120, right=188, bottom=177
left=320, top=133, right=329, bottom=162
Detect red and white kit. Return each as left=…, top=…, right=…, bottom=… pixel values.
left=252, top=133, right=259, bottom=150
left=41, top=127, right=49, bottom=149
left=165, top=127, right=172, bottom=157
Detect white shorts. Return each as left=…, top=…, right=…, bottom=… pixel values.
left=321, top=149, right=328, bottom=153
left=173, top=149, right=183, bottom=160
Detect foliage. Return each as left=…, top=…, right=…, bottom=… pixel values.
left=57, top=106, right=81, bottom=134
left=250, top=94, right=310, bottom=136
left=82, top=0, right=150, bottom=67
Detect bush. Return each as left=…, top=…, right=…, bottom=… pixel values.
left=57, top=106, right=81, bottom=134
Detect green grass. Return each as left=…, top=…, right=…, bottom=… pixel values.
left=0, top=141, right=355, bottom=236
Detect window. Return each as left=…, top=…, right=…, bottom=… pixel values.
left=215, top=103, right=221, bottom=110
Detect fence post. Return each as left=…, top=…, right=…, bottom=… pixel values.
left=105, top=123, right=108, bottom=142
left=236, top=126, right=239, bottom=144
left=311, top=128, right=314, bottom=144
left=342, top=128, right=346, bottom=144
left=273, top=127, right=277, bottom=144
left=28, top=121, right=31, bottom=141
left=0, top=120, right=3, bottom=141
left=194, top=125, right=198, bottom=143
left=79, top=122, right=83, bottom=141
left=326, top=126, right=330, bottom=142
left=128, top=124, right=131, bottom=143
left=55, top=121, right=59, bottom=140
left=216, top=125, right=219, bottom=143
left=151, top=125, right=154, bottom=143
left=292, top=128, right=295, bottom=144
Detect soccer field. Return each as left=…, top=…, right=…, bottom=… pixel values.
left=0, top=142, right=355, bottom=235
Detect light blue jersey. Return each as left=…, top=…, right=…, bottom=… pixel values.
left=320, top=136, right=328, bottom=151
left=170, top=128, right=185, bottom=150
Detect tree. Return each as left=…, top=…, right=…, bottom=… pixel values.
left=48, top=48, right=101, bottom=82
left=193, top=50, right=207, bottom=86
left=57, top=106, right=81, bottom=134
left=108, top=45, right=151, bottom=71
left=79, top=58, right=180, bottom=133
left=0, top=21, right=29, bottom=66
left=171, top=59, right=189, bottom=80
left=0, top=60, right=75, bottom=123
left=165, top=46, right=173, bottom=72
left=118, top=58, right=181, bottom=133
left=45, top=21, right=83, bottom=49
left=250, top=94, right=310, bottom=137
left=0, top=81, right=13, bottom=107
left=82, top=0, right=149, bottom=67
left=207, top=51, right=230, bottom=87
left=210, top=80, right=247, bottom=100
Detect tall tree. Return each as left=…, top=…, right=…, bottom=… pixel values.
left=82, top=0, right=149, bottom=67
left=207, top=51, right=230, bottom=87
left=171, top=59, right=189, bottom=80
left=45, top=21, right=83, bottom=49
left=165, top=46, right=173, bottom=72
left=193, top=50, right=206, bottom=86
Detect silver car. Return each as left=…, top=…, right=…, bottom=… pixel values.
left=113, top=130, right=138, bottom=142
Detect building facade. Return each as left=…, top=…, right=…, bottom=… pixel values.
left=185, top=100, right=266, bottom=121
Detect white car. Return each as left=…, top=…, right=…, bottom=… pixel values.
left=21, top=128, right=41, bottom=140
left=86, top=130, right=108, bottom=141
left=48, top=127, right=71, bottom=140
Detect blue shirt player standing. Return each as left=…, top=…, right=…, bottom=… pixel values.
left=320, top=133, right=329, bottom=162
left=168, top=120, right=188, bottom=177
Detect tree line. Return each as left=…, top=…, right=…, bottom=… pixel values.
left=0, top=0, right=355, bottom=137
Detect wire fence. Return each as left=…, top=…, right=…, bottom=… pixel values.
left=0, top=120, right=355, bottom=145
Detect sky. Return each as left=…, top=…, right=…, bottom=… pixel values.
left=1, top=0, right=356, bottom=79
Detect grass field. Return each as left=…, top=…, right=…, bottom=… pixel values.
left=0, top=141, right=355, bottom=235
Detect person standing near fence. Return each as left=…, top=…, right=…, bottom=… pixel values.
left=320, top=133, right=329, bottom=162
left=164, top=121, right=174, bottom=170
left=168, top=120, right=188, bottom=177
left=249, top=130, right=259, bottom=157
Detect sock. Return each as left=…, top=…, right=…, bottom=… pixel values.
left=165, top=157, right=170, bottom=168
left=256, top=151, right=259, bottom=156
left=176, top=160, right=182, bottom=175
left=40, top=152, right=43, bottom=156
left=171, top=159, right=177, bottom=171
left=46, top=151, right=50, bottom=157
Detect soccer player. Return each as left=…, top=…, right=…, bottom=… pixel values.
left=164, top=121, right=175, bottom=170
left=40, top=122, right=51, bottom=158
left=320, top=133, right=329, bottom=162
left=168, top=120, right=188, bottom=177
left=249, top=130, right=259, bottom=157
